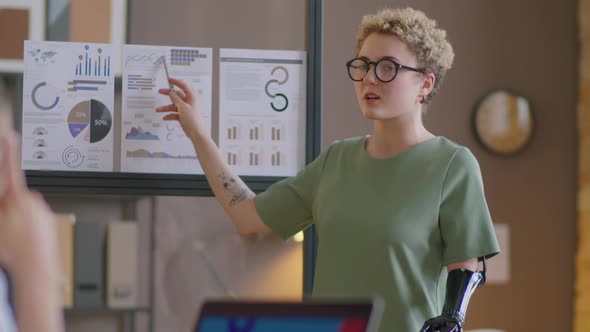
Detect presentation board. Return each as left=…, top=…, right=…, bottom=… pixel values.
left=21, top=0, right=321, bottom=196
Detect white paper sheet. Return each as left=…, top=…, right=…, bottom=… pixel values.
left=121, top=45, right=212, bottom=174
left=486, top=223, right=510, bottom=284
left=22, top=41, right=115, bottom=172
left=219, top=49, right=307, bottom=177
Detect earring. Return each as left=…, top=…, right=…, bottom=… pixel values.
left=419, top=95, right=425, bottom=104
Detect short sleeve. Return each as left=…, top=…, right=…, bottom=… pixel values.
left=439, top=148, right=500, bottom=265
left=255, top=145, right=333, bottom=240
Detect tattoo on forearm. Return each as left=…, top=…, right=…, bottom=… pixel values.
left=219, top=173, right=252, bottom=207
left=229, top=188, right=248, bottom=206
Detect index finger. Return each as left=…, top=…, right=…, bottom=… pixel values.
left=168, top=78, right=194, bottom=102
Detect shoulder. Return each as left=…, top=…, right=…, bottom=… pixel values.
left=300, top=136, right=366, bottom=175
left=318, top=135, right=367, bottom=160
left=433, top=138, right=484, bottom=186
left=434, top=137, right=480, bottom=168
left=328, top=135, right=366, bottom=150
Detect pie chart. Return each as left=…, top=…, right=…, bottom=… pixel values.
left=67, top=99, right=112, bottom=143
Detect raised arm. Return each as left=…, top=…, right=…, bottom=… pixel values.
left=157, top=78, right=270, bottom=235
left=0, top=130, right=64, bottom=332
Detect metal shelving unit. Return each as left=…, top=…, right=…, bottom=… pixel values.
left=44, top=194, right=156, bottom=332
left=1, top=1, right=323, bottom=330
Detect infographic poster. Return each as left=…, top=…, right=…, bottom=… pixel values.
left=219, top=48, right=306, bottom=177
left=121, top=45, right=212, bottom=174
left=22, top=40, right=115, bottom=172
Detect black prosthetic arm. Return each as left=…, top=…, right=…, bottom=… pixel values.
left=419, top=258, right=487, bottom=332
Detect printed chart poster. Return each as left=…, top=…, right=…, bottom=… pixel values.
left=121, top=45, right=212, bottom=174
left=22, top=41, right=115, bottom=172
left=219, top=49, right=306, bottom=176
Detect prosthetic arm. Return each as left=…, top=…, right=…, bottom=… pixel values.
left=419, top=257, right=487, bottom=332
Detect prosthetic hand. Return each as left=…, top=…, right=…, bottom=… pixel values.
left=419, top=260, right=486, bottom=332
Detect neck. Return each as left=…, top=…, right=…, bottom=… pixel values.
left=367, top=112, right=434, bottom=158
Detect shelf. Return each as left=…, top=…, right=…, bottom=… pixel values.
left=64, top=307, right=151, bottom=314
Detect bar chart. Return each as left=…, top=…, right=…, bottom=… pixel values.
left=75, top=45, right=111, bottom=77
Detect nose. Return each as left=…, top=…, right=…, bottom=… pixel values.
left=362, top=64, right=379, bottom=85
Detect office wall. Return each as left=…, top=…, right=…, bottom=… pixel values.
left=323, top=0, right=577, bottom=331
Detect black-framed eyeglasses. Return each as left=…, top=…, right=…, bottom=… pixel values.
left=345, top=57, right=426, bottom=83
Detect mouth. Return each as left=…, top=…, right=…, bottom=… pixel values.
left=364, top=92, right=381, bottom=102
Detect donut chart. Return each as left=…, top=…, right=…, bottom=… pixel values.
left=32, top=82, right=60, bottom=110
left=67, top=99, right=112, bottom=143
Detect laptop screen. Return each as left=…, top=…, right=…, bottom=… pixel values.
left=194, top=300, right=380, bottom=332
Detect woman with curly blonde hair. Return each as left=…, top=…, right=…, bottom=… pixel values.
left=158, top=7, right=499, bottom=332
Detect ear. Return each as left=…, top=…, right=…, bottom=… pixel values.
left=420, top=72, right=436, bottom=97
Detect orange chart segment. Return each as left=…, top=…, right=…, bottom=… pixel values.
left=67, top=101, right=90, bottom=138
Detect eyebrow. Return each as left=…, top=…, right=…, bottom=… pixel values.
left=357, top=55, right=402, bottom=62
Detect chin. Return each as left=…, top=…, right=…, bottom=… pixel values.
left=361, top=108, right=393, bottom=120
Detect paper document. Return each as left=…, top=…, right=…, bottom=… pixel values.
left=219, top=48, right=307, bottom=176
left=121, top=45, right=212, bottom=174
left=22, top=41, right=115, bottom=172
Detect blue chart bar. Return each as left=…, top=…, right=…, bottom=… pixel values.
left=76, top=48, right=111, bottom=77
left=73, top=86, right=98, bottom=91
left=127, top=74, right=155, bottom=90
left=67, top=79, right=107, bottom=92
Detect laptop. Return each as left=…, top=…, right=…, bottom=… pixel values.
left=193, top=298, right=383, bottom=332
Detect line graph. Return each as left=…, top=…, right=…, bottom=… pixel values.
left=125, top=53, right=165, bottom=67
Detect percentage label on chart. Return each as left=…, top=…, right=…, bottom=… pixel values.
left=95, top=119, right=108, bottom=126
left=76, top=112, right=87, bottom=118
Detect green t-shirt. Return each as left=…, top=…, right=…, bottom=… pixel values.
left=255, top=136, right=500, bottom=332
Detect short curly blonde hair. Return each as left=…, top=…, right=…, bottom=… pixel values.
left=356, top=7, right=454, bottom=103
